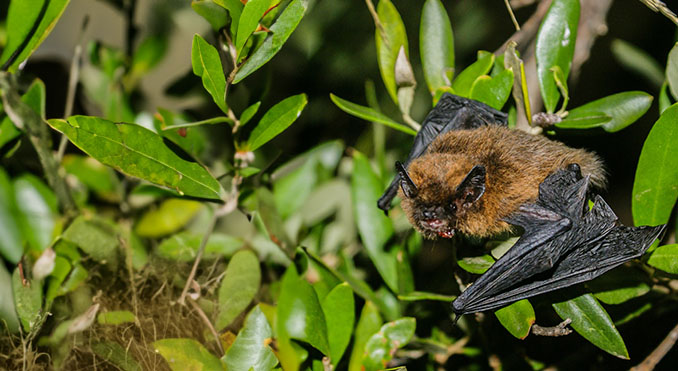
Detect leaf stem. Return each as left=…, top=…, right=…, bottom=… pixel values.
left=57, top=17, right=88, bottom=161
left=178, top=188, right=240, bottom=306
left=504, top=0, right=521, bottom=31
left=364, top=0, right=388, bottom=48
left=188, top=298, right=225, bottom=356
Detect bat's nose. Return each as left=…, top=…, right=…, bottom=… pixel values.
left=423, top=209, right=436, bottom=219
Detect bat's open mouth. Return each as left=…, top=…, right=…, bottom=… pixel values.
left=423, top=219, right=455, bottom=238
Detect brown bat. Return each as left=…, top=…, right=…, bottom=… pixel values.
left=399, top=125, right=606, bottom=240
left=380, top=93, right=665, bottom=316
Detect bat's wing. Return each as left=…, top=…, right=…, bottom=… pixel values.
left=378, top=94, right=508, bottom=212
left=452, top=166, right=666, bottom=315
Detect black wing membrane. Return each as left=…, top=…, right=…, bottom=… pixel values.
left=452, top=165, right=666, bottom=315
left=377, top=93, right=508, bottom=212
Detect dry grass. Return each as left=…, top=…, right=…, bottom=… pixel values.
left=1, top=257, right=227, bottom=370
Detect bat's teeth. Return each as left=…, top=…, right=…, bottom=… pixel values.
left=438, top=229, right=455, bottom=238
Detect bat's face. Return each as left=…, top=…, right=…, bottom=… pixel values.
left=397, top=155, right=486, bottom=239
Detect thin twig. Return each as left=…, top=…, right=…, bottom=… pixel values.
left=495, top=0, right=552, bottom=55
left=364, top=0, right=388, bottom=48
left=504, top=0, right=521, bottom=31
left=188, top=298, right=224, bottom=356
left=402, top=113, right=421, bottom=131
left=640, top=0, right=678, bottom=25
left=57, top=16, right=88, bottom=161
left=178, top=205, right=219, bottom=306
left=531, top=318, right=573, bottom=337
left=178, top=196, right=239, bottom=305
left=631, top=321, right=678, bottom=371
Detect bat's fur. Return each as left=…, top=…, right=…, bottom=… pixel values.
left=399, top=126, right=606, bottom=239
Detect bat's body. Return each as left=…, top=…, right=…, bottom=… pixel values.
left=402, top=125, right=605, bottom=239
left=380, top=93, right=665, bottom=316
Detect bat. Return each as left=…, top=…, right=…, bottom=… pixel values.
left=381, top=93, right=666, bottom=315
left=377, top=94, right=509, bottom=213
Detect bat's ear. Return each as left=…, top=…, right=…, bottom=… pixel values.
left=456, top=165, right=486, bottom=206
left=396, top=161, right=418, bottom=198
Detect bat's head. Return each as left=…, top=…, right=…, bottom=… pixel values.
left=397, top=156, right=486, bottom=239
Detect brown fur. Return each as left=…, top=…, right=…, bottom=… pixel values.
left=399, top=126, right=605, bottom=239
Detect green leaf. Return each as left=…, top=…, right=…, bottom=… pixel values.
left=47, top=116, right=223, bottom=200
left=13, top=174, right=58, bottom=252
left=0, top=78, right=46, bottom=150
left=235, top=0, right=270, bottom=58
left=156, top=232, right=243, bottom=262
left=667, top=42, right=678, bottom=100
left=494, top=300, right=535, bottom=339
left=659, top=83, right=673, bottom=115
left=135, top=199, right=204, bottom=238
left=611, top=39, right=664, bottom=88
left=632, top=103, right=678, bottom=226
left=62, top=215, right=120, bottom=271
left=63, top=155, right=122, bottom=202
left=224, top=305, right=278, bottom=371
left=397, top=291, right=455, bottom=302
left=0, top=168, right=23, bottom=264
left=130, top=35, right=167, bottom=78
left=240, top=101, right=261, bottom=126
left=396, top=245, right=414, bottom=295
left=553, top=293, right=629, bottom=359
left=274, top=156, right=318, bottom=219
left=45, top=255, right=70, bottom=307
left=192, top=1, right=230, bottom=32
left=154, top=338, right=224, bottom=371
left=375, top=0, right=408, bottom=104
left=451, top=51, right=494, bottom=97
left=535, top=0, right=580, bottom=113
left=0, top=0, right=70, bottom=72
left=348, top=301, right=382, bottom=371
left=277, top=265, right=330, bottom=355
left=191, top=34, right=227, bottom=114
left=469, top=69, right=514, bottom=110
left=321, top=283, right=355, bottom=366
left=588, top=268, right=650, bottom=305
left=91, top=341, right=143, bottom=371
left=329, top=94, right=416, bottom=136
left=363, top=318, right=416, bottom=371
left=233, top=0, right=308, bottom=83
left=562, top=91, right=652, bottom=132
left=238, top=166, right=260, bottom=177
left=58, top=263, right=88, bottom=296
left=457, top=254, right=494, bottom=274
left=98, top=310, right=137, bottom=325
left=0, top=264, right=19, bottom=333
left=247, top=93, right=307, bottom=151
left=556, top=111, right=611, bottom=129
left=419, top=0, right=454, bottom=93
left=12, top=268, right=43, bottom=332
left=213, top=0, right=243, bottom=36
left=351, top=151, right=397, bottom=291
left=647, top=244, right=678, bottom=274
left=217, top=249, right=261, bottom=330
left=551, top=65, right=569, bottom=112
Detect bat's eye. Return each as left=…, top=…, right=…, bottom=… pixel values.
left=449, top=203, right=457, bottom=213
